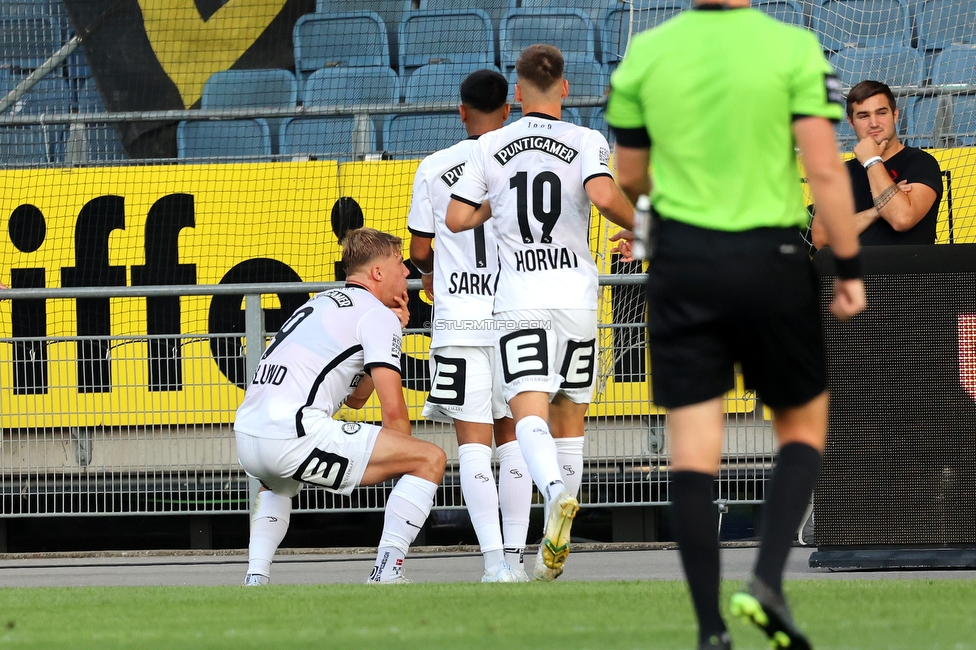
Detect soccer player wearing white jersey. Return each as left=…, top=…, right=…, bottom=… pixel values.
left=235, top=228, right=447, bottom=585
left=408, top=70, right=533, bottom=583
left=446, top=45, right=635, bottom=581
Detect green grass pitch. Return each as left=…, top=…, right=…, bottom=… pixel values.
left=0, top=580, right=973, bottom=649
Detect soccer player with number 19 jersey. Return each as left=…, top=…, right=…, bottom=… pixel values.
left=447, top=44, right=634, bottom=581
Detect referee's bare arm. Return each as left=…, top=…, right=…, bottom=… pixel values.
left=793, top=115, right=866, bottom=320
left=585, top=175, right=635, bottom=230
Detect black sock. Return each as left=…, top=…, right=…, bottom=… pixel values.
left=670, top=471, right=725, bottom=643
left=754, top=442, right=822, bottom=594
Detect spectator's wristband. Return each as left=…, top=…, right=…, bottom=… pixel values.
left=862, top=156, right=883, bottom=170
left=420, top=270, right=433, bottom=276
left=834, top=253, right=862, bottom=280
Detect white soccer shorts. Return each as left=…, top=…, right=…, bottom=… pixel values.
left=235, top=419, right=381, bottom=498
left=423, top=345, right=512, bottom=425
left=494, top=308, right=598, bottom=405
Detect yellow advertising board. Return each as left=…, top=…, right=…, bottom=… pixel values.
left=15, top=147, right=974, bottom=428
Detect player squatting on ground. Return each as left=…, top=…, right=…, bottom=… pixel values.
left=446, top=45, right=635, bottom=581
left=235, top=228, right=447, bottom=585
left=407, top=69, right=534, bottom=583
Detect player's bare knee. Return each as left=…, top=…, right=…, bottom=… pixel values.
left=406, top=440, right=446, bottom=483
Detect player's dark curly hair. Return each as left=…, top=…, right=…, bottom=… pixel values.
left=460, top=69, right=508, bottom=114
left=515, top=44, right=564, bottom=93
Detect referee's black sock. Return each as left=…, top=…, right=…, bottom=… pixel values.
left=754, top=442, right=822, bottom=594
left=670, top=471, right=726, bottom=644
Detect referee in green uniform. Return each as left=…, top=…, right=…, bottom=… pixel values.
left=606, top=2, right=866, bottom=649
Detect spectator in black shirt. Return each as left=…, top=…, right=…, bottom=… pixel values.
left=812, top=80, right=943, bottom=247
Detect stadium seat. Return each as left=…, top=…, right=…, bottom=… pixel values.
left=754, top=0, right=807, bottom=26
left=414, top=0, right=509, bottom=26
left=500, top=9, right=598, bottom=71
left=200, top=69, right=298, bottom=154
left=828, top=45, right=924, bottom=86
left=812, top=0, right=912, bottom=52
left=302, top=66, right=399, bottom=106
left=279, top=116, right=374, bottom=161
left=404, top=63, right=501, bottom=104
left=907, top=95, right=976, bottom=148
left=382, top=113, right=466, bottom=158
left=930, top=44, right=976, bottom=85
left=293, top=12, right=391, bottom=75
left=75, top=80, right=128, bottom=161
left=302, top=67, right=398, bottom=149
left=399, top=9, right=495, bottom=73
left=510, top=0, right=620, bottom=24
left=916, top=0, right=976, bottom=51
left=176, top=119, right=273, bottom=161
left=834, top=115, right=858, bottom=150
left=602, top=0, right=685, bottom=67
left=0, top=16, right=63, bottom=71
left=589, top=106, right=614, bottom=144
left=0, top=126, right=53, bottom=165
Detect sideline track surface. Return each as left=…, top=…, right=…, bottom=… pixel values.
left=2, top=545, right=975, bottom=588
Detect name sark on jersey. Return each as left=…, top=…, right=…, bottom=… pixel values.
left=448, top=271, right=493, bottom=295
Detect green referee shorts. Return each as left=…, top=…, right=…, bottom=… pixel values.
left=646, top=219, right=827, bottom=410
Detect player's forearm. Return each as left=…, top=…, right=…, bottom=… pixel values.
left=382, top=411, right=411, bottom=436
left=446, top=198, right=486, bottom=233
left=409, top=237, right=434, bottom=274
left=587, top=177, right=635, bottom=229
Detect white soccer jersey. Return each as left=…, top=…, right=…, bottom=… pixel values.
left=450, top=113, right=613, bottom=312
left=234, top=286, right=403, bottom=440
left=408, top=136, right=499, bottom=348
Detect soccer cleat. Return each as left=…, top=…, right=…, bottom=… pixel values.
left=242, top=573, right=269, bottom=587
left=481, top=565, right=519, bottom=583
left=366, top=574, right=414, bottom=585
left=511, top=567, right=530, bottom=583
left=730, top=579, right=811, bottom=650
left=532, top=547, right=563, bottom=582
left=698, top=631, right=732, bottom=649
left=540, top=490, right=579, bottom=574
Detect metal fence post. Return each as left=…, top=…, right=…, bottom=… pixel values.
left=244, top=293, right=265, bottom=514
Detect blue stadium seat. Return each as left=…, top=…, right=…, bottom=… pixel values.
left=907, top=95, right=976, bottom=148
left=176, top=119, right=273, bottom=161
left=0, top=126, right=53, bottom=165
left=382, top=113, right=466, bottom=158
left=834, top=116, right=858, bottom=150
left=280, top=116, right=373, bottom=161
left=602, top=1, right=685, bottom=67
left=294, top=12, right=391, bottom=75
left=201, top=69, right=297, bottom=154
left=201, top=69, right=298, bottom=110
left=916, top=0, right=976, bottom=51
left=930, top=44, right=976, bottom=85
left=589, top=106, right=614, bottom=144
left=399, top=9, right=494, bottom=73
left=415, top=0, right=509, bottom=25
left=507, top=105, right=584, bottom=125
left=76, top=80, right=128, bottom=161
left=813, top=0, right=912, bottom=51
left=0, top=16, right=63, bottom=71
left=828, top=45, right=924, bottom=86
left=404, top=63, right=501, bottom=104
left=303, top=66, right=400, bottom=106
left=500, top=9, right=598, bottom=71
left=755, top=0, right=807, bottom=26
left=510, top=0, right=620, bottom=24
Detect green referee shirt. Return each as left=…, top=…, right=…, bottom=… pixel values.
left=606, top=5, right=844, bottom=231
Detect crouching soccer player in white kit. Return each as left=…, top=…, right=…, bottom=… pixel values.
left=408, top=69, right=533, bottom=582
left=236, top=228, right=447, bottom=585
left=446, top=45, right=635, bottom=580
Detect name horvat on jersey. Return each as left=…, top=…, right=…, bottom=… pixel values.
left=449, top=272, right=493, bottom=295
left=514, top=247, right=580, bottom=272
left=493, top=136, right=579, bottom=166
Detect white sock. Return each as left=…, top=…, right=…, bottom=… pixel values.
left=247, top=490, right=292, bottom=578
left=555, top=436, right=585, bottom=498
left=514, top=415, right=564, bottom=498
left=372, top=474, right=438, bottom=581
left=496, top=439, right=531, bottom=568
left=458, top=443, right=504, bottom=566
